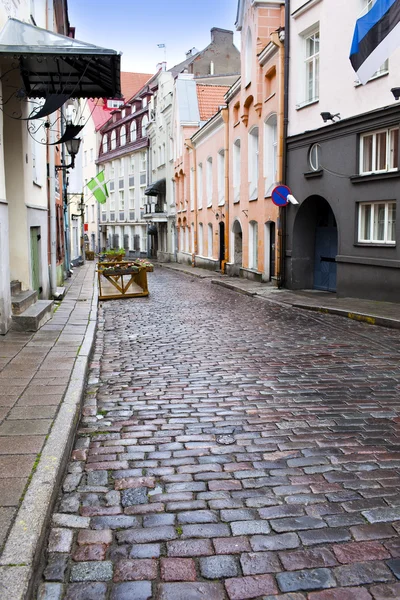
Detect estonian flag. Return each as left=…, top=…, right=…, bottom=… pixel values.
left=350, top=0, right=400, bottom=85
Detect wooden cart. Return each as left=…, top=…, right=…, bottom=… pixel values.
left=97, top=261, right=149, bottom=301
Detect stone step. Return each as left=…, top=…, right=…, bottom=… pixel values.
left=11, top=300, right=54, bottom=332
left=10, top=280, right=21, bottom=295
left=11, top=290, right=38, bottom=316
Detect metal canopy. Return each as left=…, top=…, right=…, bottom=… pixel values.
left=0, top=19, right=121, bottom=99
left=145, top=178, right=166, bottom=196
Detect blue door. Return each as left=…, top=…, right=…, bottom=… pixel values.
left=313, top=207, right=337, bottom=292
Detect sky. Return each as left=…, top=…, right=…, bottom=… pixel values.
left=68, top=0, right=241, bottom=75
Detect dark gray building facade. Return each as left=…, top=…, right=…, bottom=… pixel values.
left=285, top=104, right=400, bottom=302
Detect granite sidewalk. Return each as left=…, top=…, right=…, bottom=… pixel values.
left=0, top=262, right=98, bottom=599
left=157, top=262, right=400, bottom=330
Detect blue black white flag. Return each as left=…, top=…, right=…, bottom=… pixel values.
left=350, top=0, right=400, bottom=84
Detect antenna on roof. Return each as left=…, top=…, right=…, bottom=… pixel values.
left=157, top=43, right=167, bottom=67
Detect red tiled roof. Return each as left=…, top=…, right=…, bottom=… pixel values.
left=88, top=72, right=154, bottom=131
left=196, top=84, right=229, bottom=121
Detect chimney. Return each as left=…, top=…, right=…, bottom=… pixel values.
left=185, top=47, right=199, bottom=58
left=211, top=27, right=234, bottom=44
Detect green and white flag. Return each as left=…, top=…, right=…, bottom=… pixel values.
left=87, top=170, right=109, bottom=204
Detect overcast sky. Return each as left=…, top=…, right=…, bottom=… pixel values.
left=68, top=0, right=241, bottom=75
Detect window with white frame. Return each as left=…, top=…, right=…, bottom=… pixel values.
left=360, top=127, right=399, bottom=174
left=233, top=139, right=241, bottom=203
left=208, top=223, right=213, bottom=257
left=102, top=135, right=108, bottom=154
left=197, top=162, right=203, bottom=209
left=119, top=158, right=124, bottom=177
left=130, top=121, right=137, bottom=142
left=191, top=224, right=195, bottom=253
left=90, top=148, right=94, bottom=163
left=129, top=187, right=135, bottom=210
left=198, top=223, right=204, bottom=255
left=119, top=190, right=125, bottom=211
left=111, top=130, right=116, bottom=150
left=206, top=157, right=213, bottom=207
left=304, top=28, right=319, bottom=104
left=110, top=191, right=115, bottom=211
left=110, top=161, right=115, bottom=179
left=190, top=168, right=194, bottom=211
left=358, top=201, right=396, bottom=244
left=180, top=226, right=184, bottom=251
left=248, top=126, right=259, bottom=200
left=120, top=126, right=126, bottom=146
left=217, top=149, right=225, bottom=206
left=185, top=226, right=189, bottom=252
left=141, top=115, right=149, bottom=134
left=309, top=143, right=321, bottom=171
left=264, top=114, right=278, bottom=194
left=130, top=156, right=135, bottom=174
left=91, top=204, right=95, bottom=222
left=245, top=27, right=253, bottom=86
left=84, top=150, right=87, bottom=167
left=141, top=151, right=147, bottom=172
left=249, top=220, right=258, bottom=269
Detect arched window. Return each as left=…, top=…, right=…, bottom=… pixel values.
left=245, top=27, right=253, bottom=86
left=249, top=220, right=258, bottom=270
left=208, top=223, right=213, bottom=258
left=120, top=125, right=126, bottom=146
left=130, top=121, right=137, bottom=142
left=141, top=115, right=149, bottom=135
left=110, top=130, right=116, bottom=150
left=248, top=126, right=259, bottom=200
left=206, top=157, right=213, bottom=207
left=264, top=114, right=277, bottom=194
left=102, top=135, right=108, bottom=154
left=198, top=223, right=204, bottom=255
left=233, top=138, right=241, bottom=203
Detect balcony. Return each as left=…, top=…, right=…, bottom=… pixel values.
left=143, top=202, right=167, bottom=221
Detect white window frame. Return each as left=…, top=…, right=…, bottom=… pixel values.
left=142, top=115, right=149, bottom=134
left=207, top=223, right=213, bottom=258
left=248, top=126, right=259, bottom=201
left=119, top=190, right=125, bottom=211
left=110, top=130, right=116, bottom=150
left=301, top=26, right=319, bottom=106
left=197, top=163, right=203, bottom=209
left=245, top=27, right=253, bottom=86
left=217, top=149, right=225, bottom=206
left=233, top=139, right=241, bottom=203
left=110, top=161, right=115, bottom=179
left=129, top=187, right=135, bottom=210
left=130, top=121, right=137, bottom=142
left=359, top=127, right=399, bottom=175
left=206, top=157, right=213, bottom=207
left=198, top=223, right=204, bottom=255
left=358, top=201, right=396, bottom=244
left=130, top=156, right=135, bottom=175
left=120, top=125, right=126, bottom=146
left=264, top=114, right=277, bottom=195
left=190, top=167, right=194, bottom=211
left=102, top=135, right=108, bottom=154
left=249, top=220, right=258, bottom=269
left=119, top=158, right=124, bottom=178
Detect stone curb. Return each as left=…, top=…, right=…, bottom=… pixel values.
left=156, top=263, right=218, bottom=279
left=291, top=302, right=400, bottom=330
left=0, top=272, right=98, bottom=600
left=211, top=279, right=257, bottom=297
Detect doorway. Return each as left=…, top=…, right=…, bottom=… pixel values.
left=30, top=227, right=41, bottom=294
left=219, top=221, right=225, bottom=270
left=264, top=221, right=276, bottom=281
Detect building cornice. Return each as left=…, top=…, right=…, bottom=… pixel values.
left=191, top=111, right=224, bottom=146
left=236, top=0, right=284, bottom=31
left=258, top=41, right=279, bottom=66
left=97, top=138, right=148, bottom=164
left=292, top=0, right=323, bottom=19
left=225, top=78, right=241, bottom=104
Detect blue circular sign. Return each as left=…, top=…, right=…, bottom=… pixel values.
left=271, top=185, right=291, bottom=207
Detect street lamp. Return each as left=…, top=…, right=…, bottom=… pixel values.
left=55, top=137, right=82, bottom=171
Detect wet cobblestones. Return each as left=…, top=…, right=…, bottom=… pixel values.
left=37, top=269, right=400, bottom=599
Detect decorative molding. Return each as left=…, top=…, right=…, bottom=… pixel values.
left=254, top=102, right=263, bottom=117
left=292, top=0, right=323, bottom=19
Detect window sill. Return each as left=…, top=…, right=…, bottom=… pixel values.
left=249, top=196, right=258, bottom=202
left=233, top=120, right=240, bottom=128
left=207, top=204, right=213, bottom=209
left=296, top=98, right=319, bottom=111
left=354, top=70, right=388, bottom=87
left=350, top=170, right=400, bottom=184
left=218, top=201, right=225, bottom=207
left=354, top=242, right=396, bottom=248
left=264, top=92, right=276, bottom=103
left=304, top=169, right=323, bottom=179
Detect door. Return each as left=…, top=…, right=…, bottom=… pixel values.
left=30, top=227, right=41, bottom=294
left=269, top=222, right=276, bottom=278
left=313, top=216, right=337, bottom=292
left=219, top=222, right=225, bottom=269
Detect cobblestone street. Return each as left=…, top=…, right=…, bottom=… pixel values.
left=37, top=268, right=400, bottom=600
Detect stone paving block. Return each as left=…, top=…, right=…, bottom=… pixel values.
left=77, top=530, right=113, bottom=546
left=251, top=533, right=300, bottom=551
left=214, top=536, right=251, bottom=554
left=369, top=582, right=400, bottom=599
left=307, top=588, right=373, bottom=600
left=299, top=527, right=352, bottom=546
left=334, top=561, right=393, bottom=586
left=110, top=581, right=152, bottom=600
left=129, top=544, right=161, bottom=558
left=0, top=477, right=26, bottom=506
left=362, top=507, right=400, bottom=523
left=279, top=547, right=338, bottom=571
left=37, top=582, right=63, bottom=600
left=200, top=554, right=240, bottom=578
left=0, top=435, right=44, bottom=454
left=332, top=541, right=391, bottom=564
left=48, top=528, right=73, bottom=553
left=276, top=568, right=336, bottom=592
left=167, top=538, right=214, bottom=556
left=117, top=525, right=177, bottom=544
left=225, top=574, right=278, bottom=599
left=240, top=551, right=281, bottom=574
left=386, top=558, right=400, bottom=578
left=64, top=582, right=108, bottom=600
left=113, top=559, right=158, bottom=581
left=91, top=515, right=140, bottom=529
left=160, top=557, right=197, bottom=581
left=157, top=582, right=226, bottom=600
left=70, top=561, right=113, bottom=582
left=181, top=523, right=231, bottom=538
left=72, top=544, right=107, bottom=561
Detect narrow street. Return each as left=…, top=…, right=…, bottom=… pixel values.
left=38, top=268, right=400, bottom=600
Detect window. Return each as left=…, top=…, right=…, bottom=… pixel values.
left=102, top=135, right=108, bottom=154
left=208, top=223, right=213, bottom=257
left=110, top=162, right=115, bottom=179
left=111, top=130, right=116, bottom=150
left=119, top=190, right=125, bottom=211
left=358, top=201, right=396, bottom=244
left=198, top=223, right=204, bottom=255
left=233, top=139, right=241, bottom=203
left=130, top=121, right=137, bottom=142
left=90, top=148, right=94, bottom=163
left=206, top=157, right=213, bottom=207
left=248, top=127, right=259, bottom=200
left=245, top=27, right=252, bottom=86
left=142, top=97, right=148, bottom=108
left=129, top=187, right=135, bottom=209
left=190, top=168, right=194, bottom=210
left=264, top=115, right=277, bottom=194
left=120, top=126, right=126, bottom=146
left=217, top=150, right=225, bottom=206
left=185, top=227, right=189, bottom=252
left=119, top=158, right=124, bottom=177
left=309, top=143, right=321, bottom=171
left=84, top=150, right=87, bottom=167
left=360, top=127, right=399, bottom=174
left=197, top=163, right=203, bottom=209
left=249, top=221, right=258, bottom=269
left=130, top=156, right=135, bottom=174
left=141, top=151, right=147, bottom=172
left=91, top=204, right=95, bottom=222
left=110, top=191, right=115, bottom=211
left=305, top=29, right=319, bottom=103
left=141, top=115, right=149, bottom=134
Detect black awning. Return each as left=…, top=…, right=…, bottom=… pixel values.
left=145, top=178, right=166, bottom=197
left=0, top=19, right=121, bottom=99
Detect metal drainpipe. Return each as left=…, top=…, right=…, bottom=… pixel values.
left=278, top=0, right=290, bottom=289
left=221, top=107, right=229, bottom=273
left=47, top=1, right=57, bottom=295
left=185, top=139, right=197, bottom=265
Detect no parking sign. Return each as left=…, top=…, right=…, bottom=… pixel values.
left=271, top=185, right=298, bottom=206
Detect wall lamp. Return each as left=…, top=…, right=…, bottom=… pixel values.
left=320, top=112, right=341, bottom=123
left=391, top=88, right=400, bottom=100
left=55, top=137, right=82, bottom=171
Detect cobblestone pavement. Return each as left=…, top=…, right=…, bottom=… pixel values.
left=37, top=268, right=400, bottom=600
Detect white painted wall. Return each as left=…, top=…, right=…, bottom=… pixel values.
left=289, top=0, right=400, bottom=136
